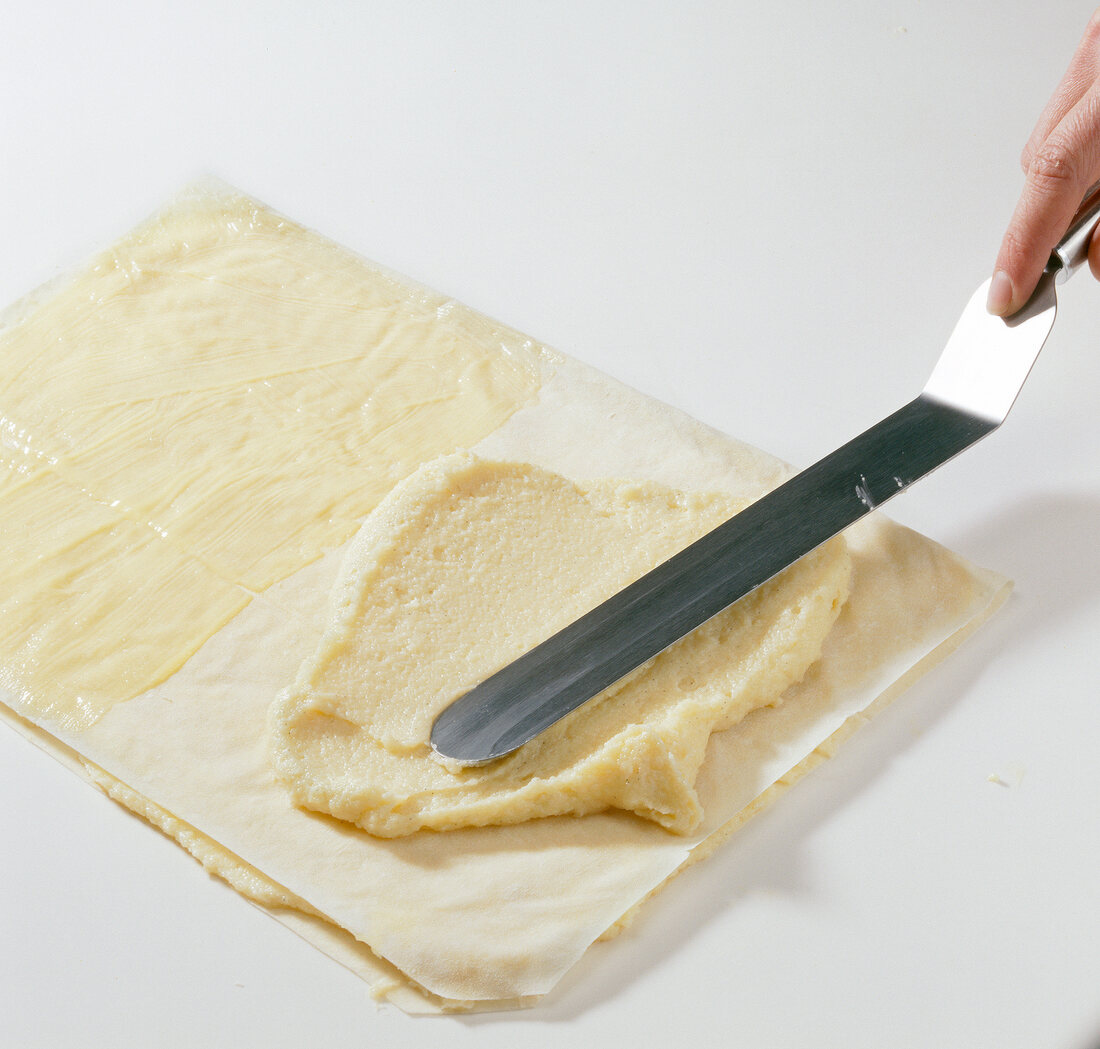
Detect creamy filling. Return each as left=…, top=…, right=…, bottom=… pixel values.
left=269, top=454, right=851, bottom=836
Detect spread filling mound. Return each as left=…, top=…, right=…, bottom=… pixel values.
left=268, top=453, right=851, bottom=836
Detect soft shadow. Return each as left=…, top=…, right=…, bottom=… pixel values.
left=936, top=491, right=1100, bottom=651
left=449, top=492, right=1099, bottom=1024
left=450, top=629, right=1008, bottom=1025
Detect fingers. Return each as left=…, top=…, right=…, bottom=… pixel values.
left=1020, top=11, right=1100, bottom=173
left=990, top=81, right=1100, bottom=316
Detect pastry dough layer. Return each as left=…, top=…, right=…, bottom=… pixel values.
left=269, top=454, right=851, bottom=836
left=83, top=761, right=322, bottom=915
left=0, top=188, right=539, bottom=730
left=0, top=185, right=1010, bottom=1012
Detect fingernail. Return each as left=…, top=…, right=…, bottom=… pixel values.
left=987, top=270, right=1014, bottom=315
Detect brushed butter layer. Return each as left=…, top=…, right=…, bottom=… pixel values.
left=0, top=188, right=539, bottom=730
left=269, top=454, right=851, bottom=836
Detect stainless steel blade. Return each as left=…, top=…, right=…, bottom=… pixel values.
left=432, top=189, right=1100, bottom=765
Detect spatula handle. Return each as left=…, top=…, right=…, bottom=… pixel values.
left=1052, top=182, right=1100, bottom=280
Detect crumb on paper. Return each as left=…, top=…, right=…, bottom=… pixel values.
left=986, top=762, right=1027, bottom=788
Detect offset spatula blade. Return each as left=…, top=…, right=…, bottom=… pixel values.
left=431, top=264, right=1065, bottom=765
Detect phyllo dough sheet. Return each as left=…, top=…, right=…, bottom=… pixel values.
left=0, top=183, right=1009, bottom=1012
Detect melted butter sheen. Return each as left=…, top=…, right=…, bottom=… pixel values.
left=0, top=189, right=540, bottom=730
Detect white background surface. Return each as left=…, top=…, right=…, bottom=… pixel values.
left=1, top=3, right=1098, bottom=1047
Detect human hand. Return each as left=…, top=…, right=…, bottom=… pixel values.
left=989, top=10, right=1100, bottom=315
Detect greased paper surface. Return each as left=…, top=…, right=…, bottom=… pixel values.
left=0, top=185, right=1008, bottom=1011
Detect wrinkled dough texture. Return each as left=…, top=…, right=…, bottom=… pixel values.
left=0, top=187, right=539, bottom=731
left=82, top=761, right=323, bottom=916
left=269, top=454, right=851, bottom=836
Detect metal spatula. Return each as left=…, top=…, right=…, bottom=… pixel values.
left=431, top=189, right=1100, bottom=765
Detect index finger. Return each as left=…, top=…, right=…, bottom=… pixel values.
left=1020, top=9, right=1100, bottom=172
left=990, top=83, right=1100, bottom=315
